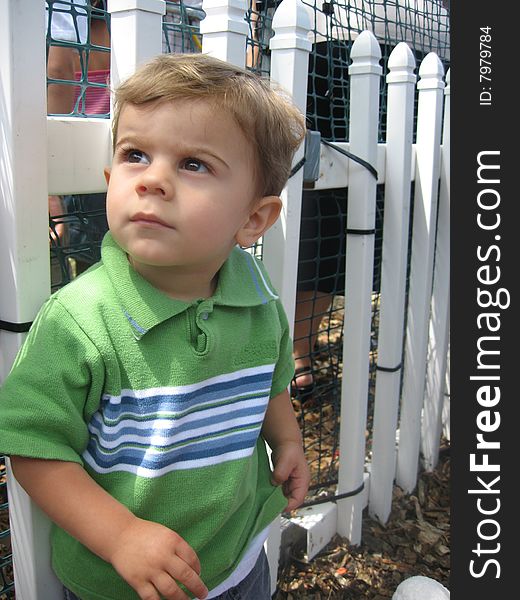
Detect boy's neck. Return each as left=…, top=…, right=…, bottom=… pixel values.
left=128, top=258, right=219, bottom=302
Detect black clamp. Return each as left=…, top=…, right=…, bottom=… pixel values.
left=346, top=228, right=376, bottom=235
left=376, top=362, right=403, bottom=373
left=322, top=2, right=334, bottom=16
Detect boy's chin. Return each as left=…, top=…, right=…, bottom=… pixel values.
left=122, top=247, right=174, bottom=268
left=127, top=255, right=180, bottom=270
left=118, top=241, right=178, bottom=269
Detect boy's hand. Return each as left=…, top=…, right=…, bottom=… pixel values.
left=9, top=458, right=207, bottom=600
left=109, top=516, right=209, bottom=600
left=261, top=390, right=310, bottom=511
left=270, top=441, right=311, bottom=511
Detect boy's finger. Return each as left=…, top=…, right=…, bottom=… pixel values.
left=167, top=557, right=208, bottom=599
left=174, top=537, right=202, bottom=575
left=283, top=478, right=301, bottom=498
left=284, top=483, right=307, bottom=511
left=271, top=460, right=293, bottom=486
left=151, top=572, right=189, bottom=600
left=136, top=582, right=162, bottom=600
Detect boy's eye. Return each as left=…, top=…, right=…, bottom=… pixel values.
left=181, top=158, right=208, bottom=173
left=126, top=149, right=150, bottom=164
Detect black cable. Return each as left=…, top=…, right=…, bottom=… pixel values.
left=295, top=481, right=366, bottom=509
left=321, top=138, right=378, bottom=180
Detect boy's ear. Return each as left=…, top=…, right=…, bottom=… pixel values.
left=235, top=196, right=282, bottom=249
left=104, top=167, right=111, bottom=186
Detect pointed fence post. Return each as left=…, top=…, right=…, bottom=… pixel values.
left=1, top=0, right=62, bottom=597
left=108, top=0, right=166, bottom=89
left=336, top=30, right=381, bottom=544
left=397, top=53, right=445, bottom=492
left=200, top=0, right=249, bottom=67
left=421, top=68, right=450, bottom=471
left=261, top=0, right=311, bottom=591
left=369, top=42, right=416, bottom=524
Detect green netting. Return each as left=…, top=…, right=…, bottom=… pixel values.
left=46, top=0, right=108, bottom=118
left=45, top=1, right=205, bottom=118
left=46, top=0, right=205, bottom=291
left=162, top=1, right=204, bottom=53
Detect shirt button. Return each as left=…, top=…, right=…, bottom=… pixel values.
left=200, top=312, right=209, bottom=320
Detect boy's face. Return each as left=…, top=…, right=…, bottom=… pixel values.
left=105, top=99, right=268, bottom=291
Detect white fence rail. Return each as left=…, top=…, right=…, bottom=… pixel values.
left=0, top=0, right=449, bottom=597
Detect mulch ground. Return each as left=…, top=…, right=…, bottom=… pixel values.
left=274, top=445, right=450, bottom=599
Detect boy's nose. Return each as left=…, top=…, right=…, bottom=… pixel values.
left=135, top=164, right=172, bottom=198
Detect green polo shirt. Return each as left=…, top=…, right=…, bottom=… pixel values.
left=0, top=233, right=294, bottom=600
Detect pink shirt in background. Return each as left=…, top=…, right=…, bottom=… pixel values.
left=73, top=69, right=110, bottom=115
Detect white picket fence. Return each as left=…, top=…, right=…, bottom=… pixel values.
left=0, top=0, right=450, bottom=597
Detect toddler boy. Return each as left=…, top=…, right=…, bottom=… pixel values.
left=0, top=54, right=309, bottom=600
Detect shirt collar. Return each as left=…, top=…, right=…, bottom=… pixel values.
left=214, top=246, right=279, bottom=308
left=101, top=234, right=279, bottom=339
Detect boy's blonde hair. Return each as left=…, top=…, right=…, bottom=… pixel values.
left=112, top=53, right=306, bottom=198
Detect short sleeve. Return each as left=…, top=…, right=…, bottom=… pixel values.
left=269, top=299, right=295, bottom=399
left=0, top=296, right=105, bottom=463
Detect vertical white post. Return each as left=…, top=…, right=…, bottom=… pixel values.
left=108, top=0, right=166, bottom=89
left=263, top=0, right=311, bottom=328
left=397, top=53, right=445, bottom=493
left=262, top=0, right=311, bottom=592
left=336, top=30, right=381, bottom=544
left=421, top=68, right=450, bottom=471
left=200, top=0, right=249, bottom=67
left=0, top=1, right=62, bottom=598
left=369, top=42, right=416, bottom=524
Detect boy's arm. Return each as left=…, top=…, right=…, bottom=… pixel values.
left=10, top=456, right=208, bottom=600
left=261, top=389, right=310, bottom=511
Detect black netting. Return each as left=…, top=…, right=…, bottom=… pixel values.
left=245, top=1, right=449, bottom=498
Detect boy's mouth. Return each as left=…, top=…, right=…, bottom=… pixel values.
left=130, top=213, right=173, bottom=229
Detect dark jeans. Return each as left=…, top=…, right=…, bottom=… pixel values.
left=63, top=548, right=271, bottom=600
left=210, top=549, right=271, bottom=600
